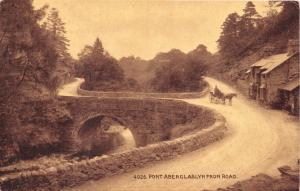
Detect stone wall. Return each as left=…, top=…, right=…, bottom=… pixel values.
left=0, top=110, right=226, bottom=191
left=77, top=85, right=209, bottom=99
left=60, top=97, right=216, bottom=152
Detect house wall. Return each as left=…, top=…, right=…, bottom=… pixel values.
left=287, top=87, right=299, bottom=115
left=287, top=54, right=299, bottom=78
left=264, top=54, right=299, bottom=104
left=265, top=65, right=288, bottom=103
left=248, top=67, right=261, bottom=99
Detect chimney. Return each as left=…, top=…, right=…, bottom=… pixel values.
left=287, top=39, right=299, bottom=56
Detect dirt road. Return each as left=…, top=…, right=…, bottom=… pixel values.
left=60, top=77, right=299, bottom=191
left=58, top=78, right=84, bottom=96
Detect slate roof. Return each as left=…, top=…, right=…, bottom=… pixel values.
left=250, top=53, right=290, bottom=68
left=279, top=79, right=300, bottom=91
left=250, top=53, right=298, bottom=75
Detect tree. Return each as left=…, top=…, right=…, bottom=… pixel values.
left=217, top=13, right=241, bottom=56
left=239, top=1, right=261, bottom=37
left=273, top=1, right=299, bottom=37
left=243, top=1, right=260, bottom=19
left=77, top=45, right=93, bottom=60
left=44, top=7, right=75, bottom=85
left=0, top=0, right=59, bottom=101
left=150, top=49, right=207, bottom=92
left=91, top=38, right=104, bottom=57
left=78, top=38, right=126, bottom=91
left=45, top=8, right=69, bottom=59
left=217, top=1, right=264, bottom=57
left=0, top=0, right=60, bottom=165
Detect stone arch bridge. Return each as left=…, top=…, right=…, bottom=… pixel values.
left=58, top=96, right=216, bottom=153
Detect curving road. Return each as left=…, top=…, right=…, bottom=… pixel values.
left=59, top=77, right=299, bottom=191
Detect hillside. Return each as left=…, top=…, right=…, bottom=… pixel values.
left=210, top=1, right=299, bottom=94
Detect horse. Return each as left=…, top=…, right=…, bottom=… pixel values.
left=223, top=93, right=237, bottom=105
left=209, top=91, right=225, bottom=104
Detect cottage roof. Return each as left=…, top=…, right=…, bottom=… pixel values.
left=250, top=53, right=289, bottom=68
left=279, top=79, right=299, bottom=91
left=250, top=53, right=297, bottom=75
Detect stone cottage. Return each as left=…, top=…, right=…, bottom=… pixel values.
left=278, top=79, right=299, bottom=115
left=247, top=39, right=299, bottom=114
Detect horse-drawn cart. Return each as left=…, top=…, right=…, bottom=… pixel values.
left=209, top=87, right=237, bottom=105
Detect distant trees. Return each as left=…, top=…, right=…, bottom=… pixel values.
left=117, top=45, right=211, bottom=92
left=77, top=38, right=127, bottom=91
left=118, top=56, right=149, bottom=91
left=77, top=43, right=210, bottom=93
left=150, top=48, right=208, bottom=92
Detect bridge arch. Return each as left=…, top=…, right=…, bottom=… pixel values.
left=77, top=114, right=138, bottom=156
left=79, top=114, right=127, bottom=134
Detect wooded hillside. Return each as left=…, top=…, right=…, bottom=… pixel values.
left=211, top=1, right=299, bottom=93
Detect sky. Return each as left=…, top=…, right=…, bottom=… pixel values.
left=33, top=0, right=269, bottom=60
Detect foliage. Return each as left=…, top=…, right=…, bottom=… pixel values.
left=0, top=0, right=59, bottom=103
left=44, top=7, right=75, bottom=85
left=77, top=38, right=127, bottom=91
left=217, top=12, right=241, bottom=56
left=0, top=0, right=73, bottom=164
left=262, top=1, right=299, bottom=38
left=118, top=56, right=152, bottom=91
left=44, top=8, right=70, bottom=59
left=217, top=1, right=299, bottom=58
left=149, top=49, right=208, bottom=92
left=118, top=45, right=212, bottom=92
left=217, top=1, right=262, bottom=56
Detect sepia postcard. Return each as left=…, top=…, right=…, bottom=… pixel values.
left=0, top=0, right=299, bottom=190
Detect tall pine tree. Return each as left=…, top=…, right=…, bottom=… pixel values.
left=45, top=8, right=70, bottom=59
left=239, top=1, right=260, bottom=37
left=44, top=7, right=74, bottom=86
left=217, top=13, right=241, bottom=56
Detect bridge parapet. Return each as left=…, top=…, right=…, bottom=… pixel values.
left=77, top=84, right=208, bottom=99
